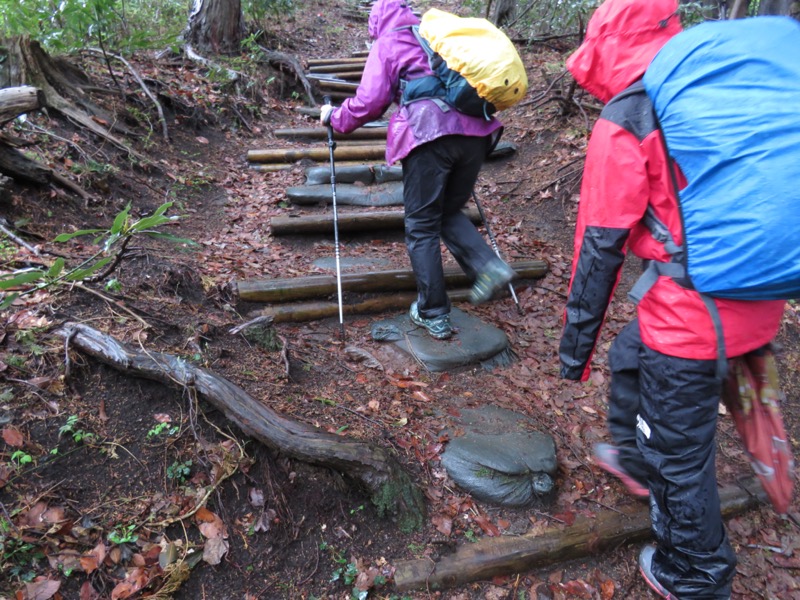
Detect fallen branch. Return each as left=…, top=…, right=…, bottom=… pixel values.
left=86, top=48, right=170, bottom=142
left=185, top=43, right=242, bottom=82
left=57, top=322, right=426, bottom=531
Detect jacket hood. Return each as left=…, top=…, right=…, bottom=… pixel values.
left=368, top=0, right=420, bottom=40
left=567, top=0, right=682, bottom=103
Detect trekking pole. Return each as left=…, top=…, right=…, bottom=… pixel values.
left=323, top=96, right=345, bottom=340
left=472, top=190, right=523, bottom=315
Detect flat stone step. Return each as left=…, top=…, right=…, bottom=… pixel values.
left=370, top=307, right=513, bottom=372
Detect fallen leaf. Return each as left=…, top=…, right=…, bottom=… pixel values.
left=196, top=136, right=210, bottom=144
left=248, top=488, right=265, bottom=507
left=2, top=427, right=24, bottom=447
left=473, top=514, right=501, bottom=537
left=202, top=535, right=229, bottom=565
left=431, top=514, right=452, bottom=536
left=23, top=578, right=61, bottom=600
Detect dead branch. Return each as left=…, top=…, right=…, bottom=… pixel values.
left=184, top=43, right=242, bottom=82
left=86, top=48, right=170, bottom=142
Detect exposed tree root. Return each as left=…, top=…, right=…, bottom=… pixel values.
left=57, top=322, right=427, bottom=531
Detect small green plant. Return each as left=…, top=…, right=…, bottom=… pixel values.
left=13, top=329, right=46, bottom=357
left=107, top=523, right=138, bottom=545
left=464, top=530, right=478, bottom=543
left=4, top=355, right=27, bottom=369
left=58, top=415, right=95, bottom=444
left=104, top=278, right=122, bottom=293
left=0, top=202, right=196, bottom=309
left=147, top=422, right=178, bottom=439
left=331, top=560, right=358, bottom=586
left=407, top=542, right=425, bottom=555
left=10, top=450, right=33, bottom=466
left=166, top=459, right=192, bottom=484
left=1, top=520, right=45, bottom=583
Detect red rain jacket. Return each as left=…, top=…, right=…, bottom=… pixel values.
left=559, top=0, right=785, bottom=381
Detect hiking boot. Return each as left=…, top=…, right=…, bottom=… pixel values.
left=639, top=545, right=678, bottom=599
left=409, top=301, right=453, bottom=340
left=470, top=260, right=515, bottom=305
left=593, top=443, right=649, bottom=498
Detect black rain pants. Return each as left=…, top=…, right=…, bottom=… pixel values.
left=401, top=134, right=498, bottom=319
left=608, top=319, right=736, bottom=599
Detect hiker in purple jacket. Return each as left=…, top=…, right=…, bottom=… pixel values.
left=320, top=0, right=514, bottom=340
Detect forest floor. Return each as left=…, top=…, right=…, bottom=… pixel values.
left=1, top=1, right=799, bottom=599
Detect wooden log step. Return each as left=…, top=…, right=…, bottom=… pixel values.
left=249, top=160, right=379, bottom=173
left=255, top=290, right=472, bottom=323
left=316, top=80, right=359, bottom=92
left=247, top=144, right=386, bottom=164
left=235, top=260, right=549, bottom=303
left=307, top=73, right=363, bottom=84
left=286, top=182, right=403, bottom=207
left=315, top=90, right=355, bottom=101
left=307, top=57, right=369, bottom=67
left=304, top=164, right=402, bottom=185
left=274, top=127, right=386, bottom=141
left=392, top=477, right=766, bottom=592
left=270, top=207, right=481, bottom=235
left=309, top=62, right=366, bottom=74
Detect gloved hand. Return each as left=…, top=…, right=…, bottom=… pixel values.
left=320, top=104, right=334, bottom=126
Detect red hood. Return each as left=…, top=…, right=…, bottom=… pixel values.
left=566, top=0, right=682, bottom=103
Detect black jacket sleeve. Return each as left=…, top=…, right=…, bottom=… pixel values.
left=559, top=225, right=629, bottom=380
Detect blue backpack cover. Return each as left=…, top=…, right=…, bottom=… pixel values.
left=642, top=17, right=800, bottom=300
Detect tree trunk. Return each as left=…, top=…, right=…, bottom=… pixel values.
left=57, top=323, right=426, bottom=532
left=186, top=0, right=245, bottom=55
left=758, top=0, right=794, bottom=14
left=490, top=0, right=517, bottom=26
left=0, top=37, right=139, bottom=158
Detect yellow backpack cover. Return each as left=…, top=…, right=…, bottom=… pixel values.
left=418, top=8, right=528, bottom=111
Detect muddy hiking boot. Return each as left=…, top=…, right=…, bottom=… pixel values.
left=409, top=301, right=453, bottom=340
left=639, top=545, right=680, bottom=599
left=593, top=443, right=649, bottom=498
left=470, top=259, right=516, bottom=305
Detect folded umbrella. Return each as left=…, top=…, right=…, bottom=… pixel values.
left=722, top=347, right=794, bottom=515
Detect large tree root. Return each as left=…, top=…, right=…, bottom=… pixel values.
left=0, top=36, right=143, bottom=160
left=394, top=477, right=767, bottom=591
left=57, top=322, right=426, bottom=532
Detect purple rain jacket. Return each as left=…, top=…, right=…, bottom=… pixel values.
left=328, top=0, right=503, bottom=165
